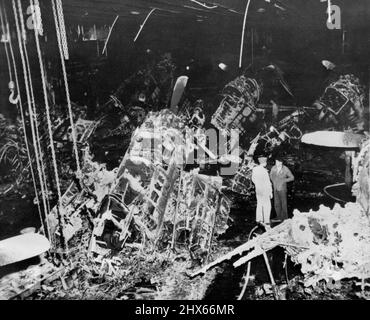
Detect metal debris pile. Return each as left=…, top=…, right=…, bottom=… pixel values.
left=90, top=53, right=177, bottom=166
left=211, top=76, right=262, bottom=135
left=351, top=137, right=370, bottom=215
left=223, top=153, right=256, bottom=195
left=1, top=54, right=368, bottom=300
left=0, top=114, right=30, bottom=193
left=0, top=259, right=64, bottom=300
left=192, top=202, right=370, bottom=289
left=288, top=203, right=370, bottom=286
left=192, top=138, right=370, bottom=294
left=90, top=109, right=231, bottom=262
left=314, top=74, right=366, bottom=132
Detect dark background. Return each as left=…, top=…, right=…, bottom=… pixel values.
left=0, top=0, right=369, bottom=119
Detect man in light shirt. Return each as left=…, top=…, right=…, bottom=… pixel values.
left=251, top=156, right=273, bottom=226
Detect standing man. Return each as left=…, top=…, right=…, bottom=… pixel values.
left=270, top=156, right=294, bottom=221
left=251, top=156, right=273, bottom=226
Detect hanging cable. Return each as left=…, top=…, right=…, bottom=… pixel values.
left=51, top=0, right=81, bottom=178
left=26, top=0, right=51, bottom=217
left=1, top=1, right=43, bottom=229
left=0, top=7, right=19, bottom=105
left=30, top=0, right=67, bottom=252
left=101, top=15, right=119, bottom=55
left=16, top=0, right=52, bottom=240
left=239, top=0, right=252, bottom=69
left=134, top=8, right=156, bottom=42
left=12, top=0, right=49, bottom=238
left=0, top=10, right=13, bottom=81
left=55, top=0, right=68, bottom=60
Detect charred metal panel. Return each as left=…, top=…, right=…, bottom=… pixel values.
left=211, top=76, right=262, bottom=135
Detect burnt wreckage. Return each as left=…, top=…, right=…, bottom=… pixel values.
left=0, top=52, right=368, bottom=299
left=49, top=60, right=367, bottom=258
left=91, top=109, right=231, bottom=262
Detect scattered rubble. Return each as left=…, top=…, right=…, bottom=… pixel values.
left=191, top=138, right=370, bottom=299
left=1, top=54, right=368, bottom=301
left=90, top=109, right=231, bottom=262
left=314, top=74, right=366, bottom=132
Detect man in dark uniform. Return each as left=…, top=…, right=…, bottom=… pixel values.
left=270, top=155, right=294, bottom=221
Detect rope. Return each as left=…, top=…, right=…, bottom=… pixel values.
left=0, top=5, right=19, bottom=104
left=51, top=0, right=81, bottom=176
left=24, top=0, right=50, bottom=218
left=16, top=0, right=52, bottom=239
left=55, top=0, right=68, bottom=60
left=30, top=0, right=67, bottom=251
left=239, top=0, right=252, bottom=69
left=1, top=1, right=43, bottom=229
left=13, top=0, right=48, bottom=237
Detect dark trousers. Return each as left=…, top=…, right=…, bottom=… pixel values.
left=273, top=189, right=288, bottom=220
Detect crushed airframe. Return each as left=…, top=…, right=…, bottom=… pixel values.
left=191, top=136, right=370, bottom=291
left=2, top=60, right=368, bottom=300
left=48, top=66, right=368, bottom=276
left=90, top=109, right=231, bottom=262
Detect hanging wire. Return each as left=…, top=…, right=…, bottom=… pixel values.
left=25, top=0, right=52, bottom=219
left=51, top=0, right=81, bottom=177
left=101, top=15, right=119, bottom=55
left=16, top=0, right=53, bottom=239
left=30, top=0, right=68, bottom=252
left=25, top=0, right=53, bottom=218
left=1, top=1, right=43, bottom=229
left=55, top=0, right=68, bottom=59
left=0, top=9, right=13, bottom=81
left=12, top=0, right=49, bottom=238
left=134, top=8, right=156, bottom=42
left=239, top=0, right=252, bottom=69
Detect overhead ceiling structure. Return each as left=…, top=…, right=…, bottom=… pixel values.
left=49, top=0, right=305, bottom=27
left=57, top=0, right=368, bottom=25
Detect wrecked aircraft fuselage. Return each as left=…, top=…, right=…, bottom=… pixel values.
left=91, top=109, right=231, bottom=262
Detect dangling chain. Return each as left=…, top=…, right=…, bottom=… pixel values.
left=0, top=7, right=13, bottom=81
left=52, top=0, right=81, bottom=176
left=30, top=0, right=68, bottom=252
left=55, top=0, right=69, bottom=60
left=17, top=0, right=52, bottom=234
left=14, top=0, right=52, bottom=238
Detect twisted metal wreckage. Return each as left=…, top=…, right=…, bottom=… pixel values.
left=0, top=57, right=368, bottom=298
left=189, top=70, right=370, bottom=295
left=191, top=138, right=370, bottom=290
left=50, top=65, right=368, bottom=269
